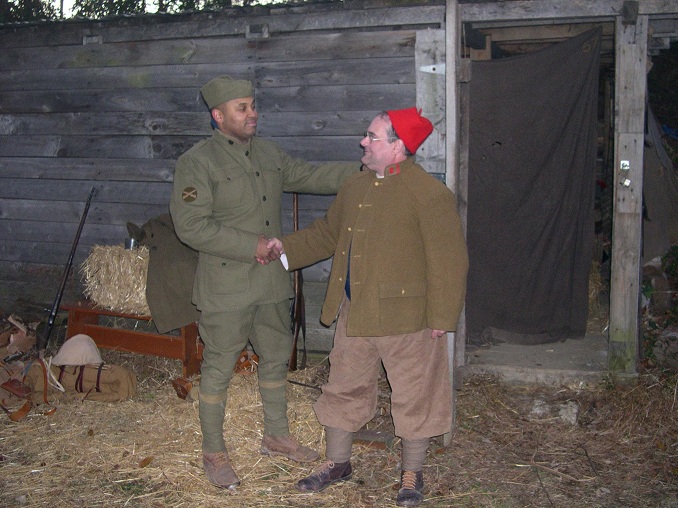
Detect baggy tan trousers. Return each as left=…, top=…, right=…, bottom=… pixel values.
left=314, top=296, right=453, bottom=441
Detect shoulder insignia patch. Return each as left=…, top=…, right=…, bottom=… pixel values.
left=182, top=187, right=197, bottom=202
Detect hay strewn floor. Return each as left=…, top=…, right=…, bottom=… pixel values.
left=1, top=350, right=677, bottom=507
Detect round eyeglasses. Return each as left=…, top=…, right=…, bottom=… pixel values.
left=363, top=132, right=388, bottom=142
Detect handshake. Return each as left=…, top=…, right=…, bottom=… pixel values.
left=255, top=234, right=284, bottom=266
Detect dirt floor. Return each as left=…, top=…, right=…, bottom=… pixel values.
left=1, top=345, right=676, bottom=508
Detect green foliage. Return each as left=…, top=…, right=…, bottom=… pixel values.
left=157, top=0, right=238, bottom=14
left=642, top=245, right=678, bottom=368
left=641, top=279, right=654, bottom=299
left=662, top=244, right=678, bottom=284
left=69, top=0, right=246, bottom=18
left=1, top=0, right=336, bottom=21
left=0, top=0, right=58, bottom=23
left=72, top=0, right=146, bottom=18
left=70, top=0, right=240, bottom=17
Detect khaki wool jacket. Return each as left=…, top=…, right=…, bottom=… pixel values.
left=170, top=130, right=358, bottom=313
left=283, top=157, right=469, bottom=337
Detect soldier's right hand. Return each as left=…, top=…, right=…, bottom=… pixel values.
left=255, top=234, right=280, bottom=265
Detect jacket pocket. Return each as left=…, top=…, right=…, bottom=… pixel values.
left=378, top=280, right=427, bottom=331
left=213, top=166, right=254, bottom=211
left=379, top=280, right=426, bottom=299
left=197, top=255, right=250, bottom=296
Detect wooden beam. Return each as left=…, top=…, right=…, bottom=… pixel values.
left=474, top=22, right=615, bottom=44
left=609, top=14, right=648, bottom=375
left=462, top=3, right=676, bottom=59
left=460, top=0, right=678, bottom=23
left=445, top=0, right=462, bottom=445
left=0, top=5, right=446, bottom=49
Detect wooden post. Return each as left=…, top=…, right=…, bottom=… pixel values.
left=456, top=56, right=471, bottom=381
left=609, top=13, right=648, bottom=374
left=444, top=0, right=462, bottom=445
left=415, top=29, right=446, bottom=177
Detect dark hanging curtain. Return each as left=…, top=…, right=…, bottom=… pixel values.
left=466, top=27, right=602, bottom=344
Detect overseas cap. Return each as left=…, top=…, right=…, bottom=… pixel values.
left=386, top=107, right=433, bottom=154
left=200, top=75, right=253, bottom=109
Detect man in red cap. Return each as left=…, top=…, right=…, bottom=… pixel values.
left=266, top=108, right=468, bottom=507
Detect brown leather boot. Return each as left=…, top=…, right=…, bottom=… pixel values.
left=295, top=460, right=352, bottom=492
left=260, top=434, right=320, bottom=462
left=202, top=451, right=240, bottom=489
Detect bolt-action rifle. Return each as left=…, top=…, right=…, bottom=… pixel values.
left=35, top=186, right=97, bottom=353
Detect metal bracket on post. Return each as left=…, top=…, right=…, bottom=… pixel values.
left=419, top=63, right=446, bottom=75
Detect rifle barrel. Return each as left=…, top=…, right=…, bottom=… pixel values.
left=37, top=186, right=96, bottom=352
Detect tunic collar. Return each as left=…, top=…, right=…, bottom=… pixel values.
left=214, top=130, right=253, bottom=154
left=382, top=157, right=414, bottom=178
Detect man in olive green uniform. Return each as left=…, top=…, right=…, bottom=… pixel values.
left=170, top=76, right=358, bottom=489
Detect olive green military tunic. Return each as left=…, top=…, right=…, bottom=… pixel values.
left=171, top=131, right=357, bottom=313
left=170, top=130, right=357, bottom=452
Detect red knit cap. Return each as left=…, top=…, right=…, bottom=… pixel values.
left=387, top=107, right=433, bottom=154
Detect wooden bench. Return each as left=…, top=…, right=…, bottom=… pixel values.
left=62, top=301, right=202, bottom=377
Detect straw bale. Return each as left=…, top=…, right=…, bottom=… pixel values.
left=80, top=245, right=151, bottom=315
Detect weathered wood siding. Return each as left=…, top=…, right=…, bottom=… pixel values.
left=0, top=4, right=445, bottom=315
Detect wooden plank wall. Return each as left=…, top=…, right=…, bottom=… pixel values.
left=0, top=4, right=445, bottom=314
